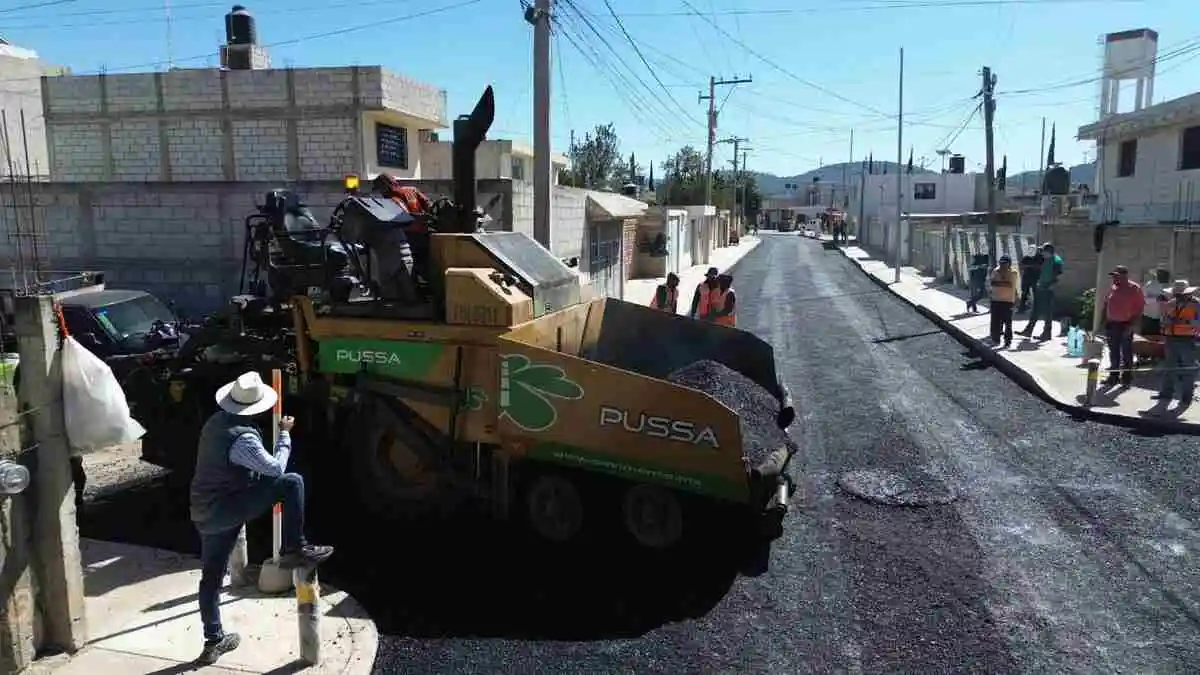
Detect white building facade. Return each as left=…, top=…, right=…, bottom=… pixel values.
left=854, top=172, right=978, bottom=224
left=421, top=139, right=567, bottom=184
left=1077, top=93, right=1200, bottom=224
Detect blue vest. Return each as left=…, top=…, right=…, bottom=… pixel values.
left=189, top=411, right=261, bottom=527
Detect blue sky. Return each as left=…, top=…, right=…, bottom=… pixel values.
left=6, top=0, right=1199, bottom=178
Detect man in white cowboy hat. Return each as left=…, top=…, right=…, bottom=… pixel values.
left=189, top=371, right=333, bottom=664
left=1154, top=280, right=1200, bottom=406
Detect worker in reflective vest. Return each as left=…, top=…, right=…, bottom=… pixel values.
left=1156, top=279, right=1199, bottom=404
left=688, top=267, right=720, bottom=318
left=649, top=273, right=680, bottom=313
left=709, top=274, right=737, bottom=327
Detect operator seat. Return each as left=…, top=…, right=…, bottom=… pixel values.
left=259, top=189, right=358, bottom=301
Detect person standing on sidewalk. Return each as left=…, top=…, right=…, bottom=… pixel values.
left=1102, top=265, right=1143, bottom=387
left=1019, top=243, right=1064, bottom=341
left=1154, top=280, right=1200, bottom=405
left=988, top=255, right=1020, bottom=347
left=190, top=371, right=334, bottom=665
left=649, top=273, right=680, bottom=313
left=1141, top=267, right=1170, bottom=336
left=688, top=268, right=720, bottom=319
left=1017, top=248, right=1042, bottom=313
left=966, top=253, right=990, bottom=313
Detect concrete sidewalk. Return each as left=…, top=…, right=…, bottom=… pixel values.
left=624, top=236, right=761, bottom=310
left=39, top=539, right=377, bottom=674
left=840, top=245, right=1200, bottom=433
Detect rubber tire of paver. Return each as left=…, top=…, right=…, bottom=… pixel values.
left=621, top=483, right=684, bottom=550
left=524, top=473, right=585, bottom=544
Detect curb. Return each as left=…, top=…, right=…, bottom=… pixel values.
left=719, top=236, right=763, bottom=278
left=323, top=582, right=380, bottom=675
left=838, top=249, right=1200, bottom=436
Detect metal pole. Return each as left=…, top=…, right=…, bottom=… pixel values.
left=294, top=566, right=321, bottom=665
left=893, top=48, right=904, bottom=284
left=532, top=0, right=553, bottom=249
left=271, top=369, right=282, bottom=565
left=704, top=76, right=716, bottom=206
left=982, top=66, right=998, bottom=267
left=1038, top=117, right=1046, bottom=193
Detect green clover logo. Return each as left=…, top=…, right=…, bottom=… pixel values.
left=499, top=354, right=584, bottom=432
left=461, top=386, right=488, bottom=412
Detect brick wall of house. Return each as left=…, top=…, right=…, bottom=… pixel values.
left=1043, top=220, right=1200, bottom=296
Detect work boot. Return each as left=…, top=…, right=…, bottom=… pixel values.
left=1152, top=392, right=1173, bottom=401
left=197, top=632, right=241, bottom=665
left=1120, top=372, right=1133, bottom=387
left=1103, top=374, right=1120, bottom=387
left=279, top=544, right=334, bottom=569
left=1038, top=331, right=1052, bottom=341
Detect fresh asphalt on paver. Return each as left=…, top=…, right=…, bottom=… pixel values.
left=80, top=233, right=1200, bottom=674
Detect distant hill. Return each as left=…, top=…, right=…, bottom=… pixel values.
left=1007, top=162, right=1096, bottom=190
left=750, top=162, right=935, bottom=197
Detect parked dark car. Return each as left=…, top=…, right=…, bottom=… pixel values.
left=59, top=289, right=183, bottom=360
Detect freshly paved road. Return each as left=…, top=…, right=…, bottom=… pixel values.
left=79, top=233, right=1200, bottom=674
left=365, top=233, right=1200, bottom=674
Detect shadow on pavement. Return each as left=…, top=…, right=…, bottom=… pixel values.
left=80, top=478, right=744, bottom=642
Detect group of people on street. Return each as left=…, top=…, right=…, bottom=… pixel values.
left=1101, top=265, right=1198, bottom=405
left=973, top=242, right=1065, bottom=347
left=649, top=267, right=737, bottom=326
left=973, top=242, right=1198, bottom=405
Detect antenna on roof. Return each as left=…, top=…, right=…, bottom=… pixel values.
left=164, top=0, right=175, bottom=69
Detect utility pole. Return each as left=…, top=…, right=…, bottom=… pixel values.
left=844, top=129, right=853, bottom=210
left=893, top=48, right=904, bottom=284
left=700, top=75, right=752, bottom=206
left=740, top=149, right=750, bottom=230
left=1037, top=117, right=1046, bottom=194
left=982, top=65, right=998, bottom=267
left=569, top=128, right=576, bottom=187
left=526, top=0, right=553, bottom=249
left=720, top=135, right=748, bottom=232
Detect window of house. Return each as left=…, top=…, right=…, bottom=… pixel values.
left=375, top=123, right=408, bottom=170
left=1117, top=139, right=1137, bottom=177
left=913, top=183, right=936, bottom=200
left=1181, top=126, right=1200, bottom=171
left=511, top=157, right=525, bottom=181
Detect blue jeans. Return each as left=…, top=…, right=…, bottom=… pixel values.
left=196, top=473, right=307, bottom=641
left=1159, top=337, right=1197, bottom=400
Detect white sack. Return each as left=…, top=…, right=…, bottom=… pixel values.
left=61, top=336, right=146, bottom=452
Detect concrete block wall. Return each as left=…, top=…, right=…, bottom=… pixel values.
left=552, top=186, right=587, bottom=262
left=0, top=178, right=515, bottom=316
left=41, top=66, right=448, bottom=183
left=1043, top=221, right=1200, bottom=297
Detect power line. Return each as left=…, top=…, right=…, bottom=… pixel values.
left=552, top=12, right=681, bottom=141
left=595, top=0, right=696, bottom=123
left=0, top=0, right=483, bottom=86
left=578, top=0, right=1138, bottom=19
left=557, top=0, right=701, bottom=131
left=677, top=0, right=892, bottom=119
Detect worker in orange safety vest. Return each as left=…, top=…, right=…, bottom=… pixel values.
left=1155, top=279, right=1199, bottom=404
left=708, top=273, right=737, bottom=326
left=649, top=273, right=680, bottom=313
left=688, top=268, right=721, bottom=319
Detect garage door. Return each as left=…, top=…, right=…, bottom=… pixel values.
left=589, top=226, right=623, bottom=300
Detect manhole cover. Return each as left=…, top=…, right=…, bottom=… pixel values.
left=837, top=468, right=957, bottom=507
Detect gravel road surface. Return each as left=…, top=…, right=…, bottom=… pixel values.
left=79, top=233, right=1200, bottom=674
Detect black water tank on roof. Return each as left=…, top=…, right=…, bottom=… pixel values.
left=1043, top=165, right=1070, bottom=195
left=225, top=5, right=257, bottom=46
left=948, top=154, right=965, bottom=174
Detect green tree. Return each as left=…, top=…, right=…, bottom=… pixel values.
left=567, top=123, right=622, bottom=189
left=660, top=145, right=706, bottom=205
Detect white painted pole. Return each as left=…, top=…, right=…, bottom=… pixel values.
left=893, top=47, right=904, bottom=284
left=271, top=368, right=282, bottom=564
